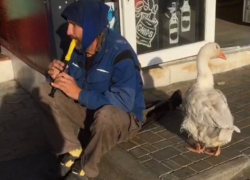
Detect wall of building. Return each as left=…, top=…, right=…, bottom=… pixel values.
left=1, top=47, right=46, bottom=94
left=142, top=47, right=250, bottom=89
left=3, top=45, right=250, bottom=92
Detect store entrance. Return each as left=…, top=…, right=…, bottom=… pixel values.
left=215, top=0, right=250, bottom=48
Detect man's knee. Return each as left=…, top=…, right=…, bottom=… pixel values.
left=93, top=105, right=117, bottom=129
left=94, top=105, right=121, bottom=119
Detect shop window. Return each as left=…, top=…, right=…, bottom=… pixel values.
left=99, top=0, right=121, bottom=33
left=135, top=0, right=205, bottom=55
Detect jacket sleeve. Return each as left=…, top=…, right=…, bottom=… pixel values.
left=78, top=59, right=136, bottom=112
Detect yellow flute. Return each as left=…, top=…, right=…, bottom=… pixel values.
left=49, top=39, right=76, bottom=97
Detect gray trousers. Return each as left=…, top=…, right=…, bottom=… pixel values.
left=33, top=83, right=143, bottom=178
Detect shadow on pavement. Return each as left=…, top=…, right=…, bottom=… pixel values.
left=0, top=67, right=63, bottom=180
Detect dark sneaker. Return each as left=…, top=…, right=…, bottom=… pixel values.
left=64, top=172, right=89, bottom=180
left=60, top=148, right=83, bottom=177
left=169, top=89, right=182, bottom=109
left=143, top=89, right=183, bottom=124
left=64, top=160, right=88, bottom=180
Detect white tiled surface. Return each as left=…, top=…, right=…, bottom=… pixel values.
left=0, top=60, right=14, bottom=83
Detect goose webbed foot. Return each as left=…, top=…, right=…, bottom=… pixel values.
left=204, top=146, right=221, bottom=156
left=186, top=142, right=205, bottom=153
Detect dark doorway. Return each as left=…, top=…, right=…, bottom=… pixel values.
left=215, top=0, right=250, bottom=48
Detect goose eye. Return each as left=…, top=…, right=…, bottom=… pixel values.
left=216, top=45, right=218, bottom=49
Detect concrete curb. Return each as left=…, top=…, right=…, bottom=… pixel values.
left=97, top=146, right=159, bottom=180
left=186, top=155, right=250, bottom=180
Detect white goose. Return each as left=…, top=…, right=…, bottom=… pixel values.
left=181, top=42, right=240, bottom=156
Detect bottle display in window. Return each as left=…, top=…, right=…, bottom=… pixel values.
left=135, top=0, right=205, bottom=55
left=168, top=2, right=179, bottom=44
left=181, top=0, right=191, bottom=32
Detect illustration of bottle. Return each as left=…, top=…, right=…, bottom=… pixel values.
left=181, top=0, right=191, bottom=32
left=169, top=2, right=179, bottom=44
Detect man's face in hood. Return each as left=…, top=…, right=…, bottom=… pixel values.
left=66, top=20, right=98, bottom=57
left=67, top=20, right=83, bottom=50
left=62, top=0, right=109, bottom=52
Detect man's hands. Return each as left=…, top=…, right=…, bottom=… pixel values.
left=48, top=59, right=82, bottom=100
left=51, top=72, right=82, bottom=101
left=48, top=59, right=65, bottom=80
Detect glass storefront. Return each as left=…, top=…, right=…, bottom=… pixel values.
left=99, top=0, right=216, bottom=67
left=134, top=0, right=205, bottom=55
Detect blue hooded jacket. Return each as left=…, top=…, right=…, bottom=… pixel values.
left=58, top=0, right=145, bottom=121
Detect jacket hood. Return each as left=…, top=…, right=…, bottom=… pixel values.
left=61, top=0, right=109, bottom=51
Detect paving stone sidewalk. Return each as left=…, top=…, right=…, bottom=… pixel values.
left=0, top=81, right=105, bottom=180
left=0, top=65, right=250, bottom=180
left=119, top=65, right=250, bottom=180
left=0, top=80, right=58, bottom=180
left=0, top=81, right=48, bottom=161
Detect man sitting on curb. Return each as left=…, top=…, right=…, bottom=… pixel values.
left=34, top=0, right=182, bottom=180
left=35, top=1, right=146, bottom=179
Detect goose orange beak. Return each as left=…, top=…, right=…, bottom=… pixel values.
left=219, top=51, right=227, bottom=60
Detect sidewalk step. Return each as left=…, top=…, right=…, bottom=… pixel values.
left=96, top=146, right=159, bottom=180
left=186, top=155, right=250, bottom=180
